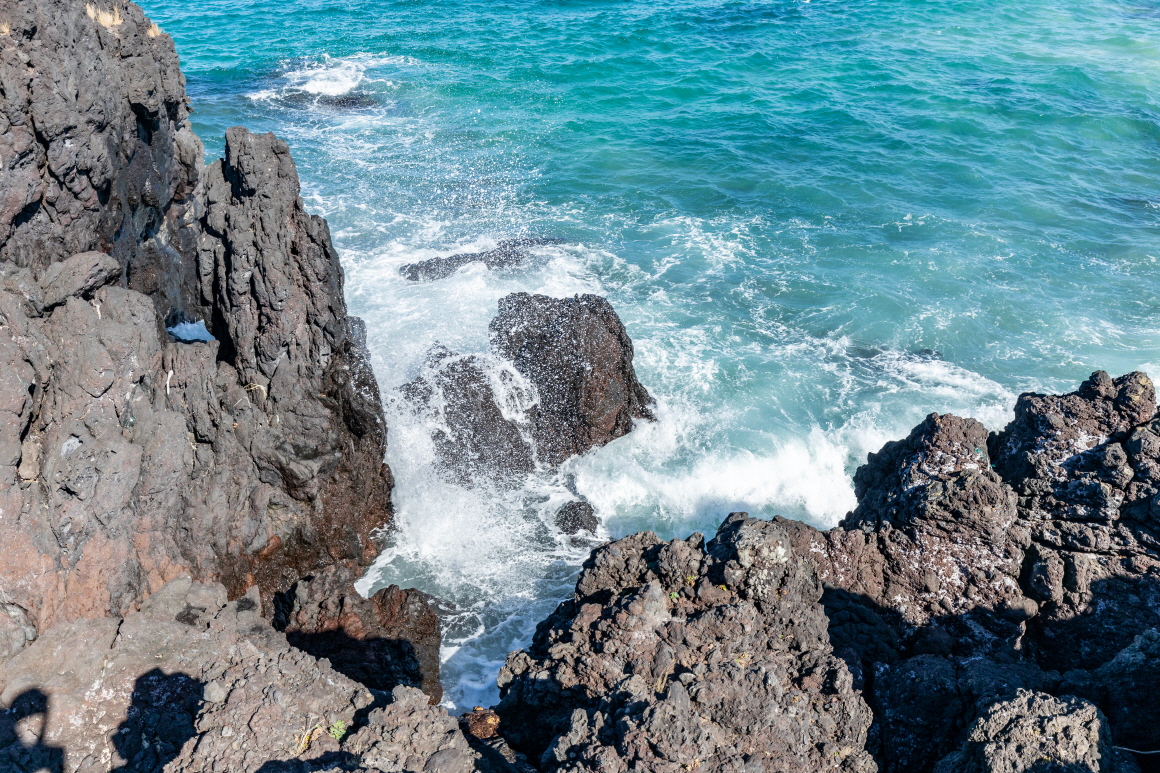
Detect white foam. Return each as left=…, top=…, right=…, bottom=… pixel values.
left=248, top=53, right=417, bottom=101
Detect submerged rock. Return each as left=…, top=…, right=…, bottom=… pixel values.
left=400, top=238, right=565, bottom=282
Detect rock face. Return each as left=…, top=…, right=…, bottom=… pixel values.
left=776, top=372, right=1160, bottom=772
left=933, top=690, right=1139, bottom=773
left=274, top=567, right=444, bottom=703
left=0, top=578, right=490, bottom=773
left=496, top=513, right=877, bottom=773
left=406, top=293, right=654, bottom=485
left=0, top=0, right=402, bottom=670
left=0, top=0, right=203, bottom=326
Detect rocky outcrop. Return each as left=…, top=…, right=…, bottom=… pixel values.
left=406, top=293, right=654, bottom=485
left=0, top=578, right=491, bottom=773
left=495, top=513, right=877, bottom=773
left=0, top=0, right=203, bottom=326
left=0, top=0, right=402, bottom=671
left=400, top=239, right=565, bottom=282
left=274, top=567, right=443, bottom=703
left=933, top=690, right=1139, bottom=773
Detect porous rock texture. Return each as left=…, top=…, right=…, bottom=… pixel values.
left=405, top=293, right=654, bottom=485
left=0, top=578, right=489, bottom=773
left=933, top=690, right=1139, bottom=773
left=772, top=371, right=1160, bottom=772
left=0, top=0, right=437, bottom=707
left=495, top=372, right=1160, bottom=773
left=495, top=513, right=877, bottom=773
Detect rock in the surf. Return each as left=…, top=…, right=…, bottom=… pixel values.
left=405, top=293, right=653, bottom=483
left=495, top=513, right=877, bottom=772
left=491, top=292, right=655, bottom=467
left=555, top=501, right=599, bottom=535
left=400, top=238, right=565, bottom=281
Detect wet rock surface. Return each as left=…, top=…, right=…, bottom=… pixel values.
left=495, top=513, right=877, bottom=773
left=405, top=293, right=654, bottom=485
left=400, top=239, right=565, bottom=282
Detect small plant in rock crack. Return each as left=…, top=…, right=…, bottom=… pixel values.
left=328, top=720, right=347, bottom=741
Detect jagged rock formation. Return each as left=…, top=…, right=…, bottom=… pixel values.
left=274, top=568, right=444, bottom=703
left=493, top=372, right=1160, bottom=773
left=0, top=0, right=434, bottom=705
left=495, top=514, right=877, bottom=772
left=406, top=293, right=654, bottom=484
left=400, top=238, right=565, bottom=282
left=0, top=578, right=487, bottom=773
left=0, top=0, right=203, bottom=326
left=769, top=372, right=1160, bottom=772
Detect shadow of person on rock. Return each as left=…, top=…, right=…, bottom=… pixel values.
left=110, top=669, right=204, bottom=772
left=0, top=688, right=65, bottom=773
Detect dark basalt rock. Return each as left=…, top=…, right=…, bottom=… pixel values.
left=400, top=238, right=565, bottom=282
left=490, top=293, right=655, bottom=467
left=555, top=501, right=598, bottom=535
left=495, top=513, right=877, bottom=773
left=0, top=0, right=420, bottom=708
left=406, top=293, right=654, bottom=484
left=933, top=690, right=1140, bottom=773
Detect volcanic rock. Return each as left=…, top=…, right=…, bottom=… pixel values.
left=555, top=501, right=599, bottom=535
left=490, top=292, right=654, bottom=467
left=933, top=690, right=1140, bottom=773
left=274, top=566, right=444, bottom=703
left=495, top=513, right=877, bottom=772
left=400, top=238, right=565, bottom=282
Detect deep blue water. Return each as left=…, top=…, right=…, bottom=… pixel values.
left=141, top=0, right=1160, bottom=707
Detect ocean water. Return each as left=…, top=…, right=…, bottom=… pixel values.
left=141, top=0, right=1160, bottom=708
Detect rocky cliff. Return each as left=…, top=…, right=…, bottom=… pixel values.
left=0, top=0, right=437, bottom=700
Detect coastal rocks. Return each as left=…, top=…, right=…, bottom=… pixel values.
left=0, top=0, right=204, bottom=326
left=933, top=690, right=1139, bottom=773
left=495, top=513, right=877, bottom=773
left=0, top=578, right=496, bottom=773
left=400, top=238, right=565, bottom=282
left=555, top=501, right=599, bottom=535
left=489, top=293, right=654, bottom=468
left=406, top=293, right=653, bottom=484
left=0, top=0, right=418, bottom=721
left=0, top=578, right=373, bottom=773
left=274, top=567, right=444, bottom=703
left=989, top=371, right=1160, bottom=672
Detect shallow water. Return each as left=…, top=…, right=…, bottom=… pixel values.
left=142, top=0, right=1160, bottom=708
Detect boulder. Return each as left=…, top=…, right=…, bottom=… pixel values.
left=491, top=292, right=654, bottom=468
left=39, top=251, right=122, bottom=310
left=555, top=501, right=599, bottom=535
left=933, top=690, right=1140, bottom=773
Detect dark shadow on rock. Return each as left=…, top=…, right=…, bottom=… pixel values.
left=111, top=669, right=204, bottom=772
left=284, top=628, right=425, bottom=696
left=819, top=573, right=1160, bottom=773
left=0, top=689, right=65, bottom=773
left=254, top=750, right=364, bottom=773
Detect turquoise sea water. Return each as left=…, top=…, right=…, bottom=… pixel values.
left=141, top=0, right=1160, bottom=708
